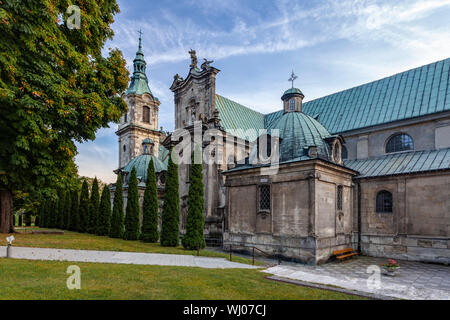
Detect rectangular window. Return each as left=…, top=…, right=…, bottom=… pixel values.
left=259, top=185, right=270, bottom=211
left=143, top=106, right=150, bottom=123
left=337, top=185, right=343, bottom=210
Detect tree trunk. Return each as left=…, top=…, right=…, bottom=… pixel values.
left=0, top=189, right=14, bottom=233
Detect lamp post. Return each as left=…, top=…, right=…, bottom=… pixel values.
left=6, top=235, right=14, bottom=258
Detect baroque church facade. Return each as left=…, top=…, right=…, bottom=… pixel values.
left=114, top=36, right=450, bottom=265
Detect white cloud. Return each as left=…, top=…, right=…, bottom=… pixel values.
left=110, top=0, right=450, bottom=67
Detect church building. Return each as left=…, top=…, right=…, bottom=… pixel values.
left=115, top=35, right=450, bottom=265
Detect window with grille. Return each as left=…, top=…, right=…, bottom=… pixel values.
left=259, top=185, right=270, bottom=211
left=376, top=190, right=393, bottom=213
left=386, top=133, right=413, bottom=153
left=289, top=99, right=295, bottom=111
left=143, top=106, right=150, bottom=123
left=337, top=185, right=343, bottom=210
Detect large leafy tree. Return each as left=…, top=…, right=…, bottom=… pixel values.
left=97, top=184, right=111, bottom=236
left=182, top=148, right=205, bottom=250
left=0, top=0, right=129, bottom=233
left=88, top=177, right=99, bottom=233
left=123, top=167, right=140, bottom=240
left=109, top=173, right=124, bottom=238
left=160, top=152, right=180, bottom=247
left=140, top=158, right=159, bottom=243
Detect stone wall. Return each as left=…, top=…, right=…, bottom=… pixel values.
left=356, top=171, right=450, bottom=264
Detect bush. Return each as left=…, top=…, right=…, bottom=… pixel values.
left=110, top=173, right=124, bottom=238
left=141, top=158, right=159, bottom=242
left=123, top=167, right=140, bottom=240
left=160, top=152, right=180, bottom=247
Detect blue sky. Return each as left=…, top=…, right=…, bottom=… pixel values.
left=75, top=0, right=450, bottom=183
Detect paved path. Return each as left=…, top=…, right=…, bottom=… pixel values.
left=263, top=256, right=450, bottom=300
left=0, top=246, right=258, bottom=269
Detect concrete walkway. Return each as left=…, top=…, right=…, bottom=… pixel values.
left=0, top=246, right=258, bottom=269
left=263, top=256, right=450, bottom=300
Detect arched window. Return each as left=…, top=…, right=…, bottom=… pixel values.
left=342, top=145, right=348, bottom=160
left=289, top=99, right=295, bottom=111
left=143, top=106, right=150, bottom=123
left=376, top=190, right=393, bottom=213
left=386, top=133, right=413, bottom=153
left=124, top=113, right=127, bottom=123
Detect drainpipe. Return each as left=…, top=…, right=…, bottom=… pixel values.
left=357, top=181, right=361, bottom=253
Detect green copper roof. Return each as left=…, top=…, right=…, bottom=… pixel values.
left=265, top=58, right=450, bottom=133
left=122, top=145, right=170, bottom=185
left=142, top=138, right=154, bottom=144
left=282, top=87, right=304, bottom=98
left=122, top=154, right=167, bottom=184
left=266, top=112, right=332, bottom=161
left=345, top=148, right=450, bottom=178
left=215, top=94, right=265, bottom=141
left=126, top=35, right=155, bottom=97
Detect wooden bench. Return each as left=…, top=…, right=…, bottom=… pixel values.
left=333, top=248, right=359, bottom=261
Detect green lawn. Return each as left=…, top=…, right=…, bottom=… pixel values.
left=0, top=258, right=364, bottom=300
left=3, top=228, right=262, bottom=265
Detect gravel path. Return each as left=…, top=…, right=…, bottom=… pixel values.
left=0, top=246, right=258, bottom=269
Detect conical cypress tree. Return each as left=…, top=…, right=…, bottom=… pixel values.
left=38, top=200, right=46, bottom=228
left=97, top=185, right=111, bottom=236
left=110, top=173, right=124, bottom=238
left=63, top=192, right=71, bottom=230
left=48, top=198, right=57, bottom=228
left=88, top=178, right=100, bottom=234
left=78, top=180, right=90, bottom=233
left=141, top=158, right=159, bottom=242
left=57, top=191, right=65, bottom=229
left=161, top=152, right=180, bottom=247
left=182, top=148, right=206, bottom=249
left=69, top=189, right=79, bottom=231
left=41, top=201, right=48, bottom=228
left=123, top=167, right=140, bottom=240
